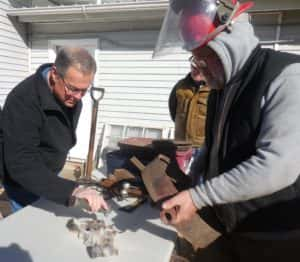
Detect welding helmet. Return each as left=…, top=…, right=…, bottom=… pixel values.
left=153, top=0, right=253, bottom=57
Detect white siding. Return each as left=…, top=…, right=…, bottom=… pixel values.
left=30, top=39, right=49, bottom=73
left=97, top=30, right=189, bottom=129
left=27, top=8, right=300, bottom=162
left=0, top=0, right=28, bottom=107
left=30, top=30, right=189, bottom=160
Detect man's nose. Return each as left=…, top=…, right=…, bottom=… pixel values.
left=73, top=92, right=84, bottom=100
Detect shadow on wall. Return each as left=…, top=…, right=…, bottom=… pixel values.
left=0, top=243, right=33, bottom=262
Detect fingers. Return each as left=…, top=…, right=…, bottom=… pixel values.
left=160, top=207, right=178, bottom=225
left=162, top=194, right=179, bottom=210
left=160, top=190, right=197, bottom=225
left=161, top=194, right=182, bottom=225
left=72, top=187, right=109, bottom=212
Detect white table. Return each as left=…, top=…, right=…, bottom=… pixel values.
left=0, top=198, right=176, bottom=262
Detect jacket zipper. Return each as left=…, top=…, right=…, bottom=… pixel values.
left=211, top=85, right=235, bottom=232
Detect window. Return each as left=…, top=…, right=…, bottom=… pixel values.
left=280, top=10, right=300, bottom=46
left=251, top=12, right=280, bottom=44
left=96, top=123, right=170, bottom=169
left=105, top=124, right=164, bottom=149
left=251, top=10, right=300, bottom=49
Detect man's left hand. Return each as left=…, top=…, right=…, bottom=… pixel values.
left=71, top=186, right=109, bottom=213
left=160, top=190, right=197, bottom=225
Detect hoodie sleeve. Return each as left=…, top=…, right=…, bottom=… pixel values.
left=190, top=63, right=300, bottom=209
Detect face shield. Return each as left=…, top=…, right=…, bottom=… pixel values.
left=153, top=0, right=253, bottom=58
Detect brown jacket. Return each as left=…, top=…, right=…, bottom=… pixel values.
left=169, top=74, right=210, bottom=147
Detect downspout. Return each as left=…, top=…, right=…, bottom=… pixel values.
left=81, top=5, right=88, bottom=20
left=274, top=12, right=283, bottom=51
left=28, top=23, right=32, bottom=75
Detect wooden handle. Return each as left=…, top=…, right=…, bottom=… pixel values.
left=130, top=156, right=145, bottom=171
left=85, top=104, right=98, bottom=179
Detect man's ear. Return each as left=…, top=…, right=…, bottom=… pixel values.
left=51, top=65, right=57, bottom=77
left=49, top=66, right=59, bottom=87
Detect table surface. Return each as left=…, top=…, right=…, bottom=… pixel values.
left=0, top=198, right=176, bottom=262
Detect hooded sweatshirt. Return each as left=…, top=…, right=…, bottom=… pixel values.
left=189, top=14, right=300, bottom=233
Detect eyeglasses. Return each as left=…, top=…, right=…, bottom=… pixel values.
left=61, top=77, right=91, bottom=96
left=189, top=56, right=208, bottom=70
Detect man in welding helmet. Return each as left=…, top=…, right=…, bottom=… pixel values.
left=154, top=0, right=300, bottom=261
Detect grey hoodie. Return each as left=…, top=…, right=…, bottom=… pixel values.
left=190, top=14, right=300, bottom=212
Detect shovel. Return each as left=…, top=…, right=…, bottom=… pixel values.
left=84, top=86, right=105, bottom=179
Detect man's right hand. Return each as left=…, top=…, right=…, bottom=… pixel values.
left=71, top=186, right=109, bottom=213
left=161, top=190, right=197, bottom=225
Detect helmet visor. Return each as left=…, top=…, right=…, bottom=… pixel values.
left=153, top=0, right=219, bottom=58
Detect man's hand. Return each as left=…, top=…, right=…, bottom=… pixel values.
left=160, top=190, right=197, bottom=225
left=71, top=186, right=109, bottom=213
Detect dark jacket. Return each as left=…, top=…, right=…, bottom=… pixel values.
left=2, top=64, right=81, bottom=205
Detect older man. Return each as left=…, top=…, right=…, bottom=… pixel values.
left=154, top=0, right=300, bottom=261
left=1, top=47, right=108, bottom=213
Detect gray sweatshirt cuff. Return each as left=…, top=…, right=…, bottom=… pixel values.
left=189, top=186, right=211, bottom=210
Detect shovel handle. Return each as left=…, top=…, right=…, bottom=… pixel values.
left=85, top=87, right=105, bottom=179
left=90, top=87, right=105, bottom=103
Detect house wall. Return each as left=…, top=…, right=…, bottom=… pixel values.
left=28, top=8, right=300, bottom=161
left=2, top=1, right=299, bottom=162
left=30, top=31, right=187, bottom=130
left=30, top=29, right=188, bottom=160
left=0, top=0, right=28, bottom=107
left=95, top=31, right=188, bottom=128
left=251, top=0, right=300, bottom=11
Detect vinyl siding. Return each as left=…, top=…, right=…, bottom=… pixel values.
left=30, top=29, right=189, bottom=160
left=97, top=30, right=189, bottom=129
left=27, top=9, right=300, bottom=161
left=0, top=0, right=28, bottom=107
left=30, top=38, right=50, bottom=73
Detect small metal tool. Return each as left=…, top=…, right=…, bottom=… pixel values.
left=119, top=197, right=147, bottom=213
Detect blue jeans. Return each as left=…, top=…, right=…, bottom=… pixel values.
left=3, top=184, right=39, bottom=213
left=4, top=171, right=61, bottom=213
left=9, top=199, right=25, bottom=212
